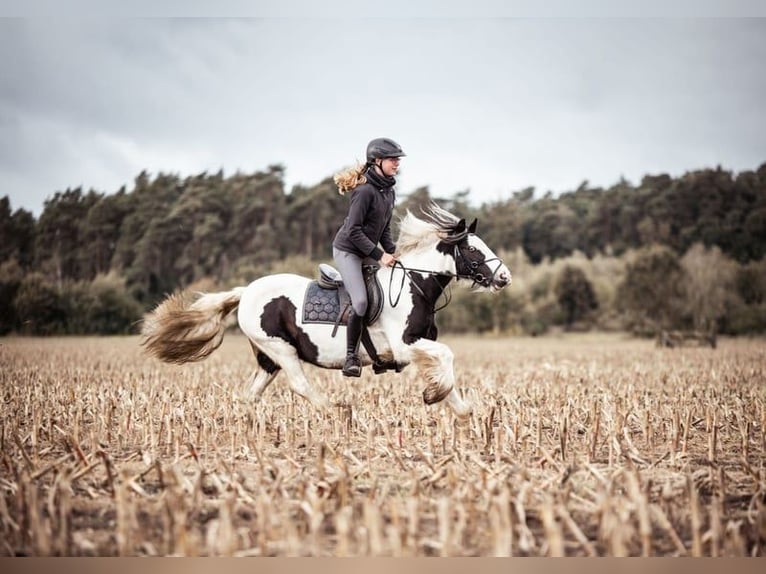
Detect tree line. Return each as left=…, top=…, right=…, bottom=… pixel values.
left=1, top=161, right=765, bottom=336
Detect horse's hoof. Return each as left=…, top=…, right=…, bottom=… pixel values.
left=454, top=405, right=473, bottom=421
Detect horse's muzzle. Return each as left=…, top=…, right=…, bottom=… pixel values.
left=492, top=269, right=512, bottom=290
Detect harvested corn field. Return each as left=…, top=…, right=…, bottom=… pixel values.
left=0, top=334, right=764, bottom=556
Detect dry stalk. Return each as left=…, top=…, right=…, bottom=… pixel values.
left=687, top=473, right=703, bottom=557
left=207, top=494, right=237, bottom=556
left=643, top=408, right=653, bottom=450
left=13, top=433, right=35, bottom=473
left=723, top=519, right=747, bottom=556
left=52, top=470, right=73, bottom=556
left=31, top=453, right=73, bottom=481
left=708, top=408, right=718, bottom=463
left=494, top=422, right=504, bottom=467
left=115, top=469, right=134, bottom=556
left=604, top=499, right=631, bottom=557
left=489, top=485, right=512, bottom=556
left=437, top=496, right=451, bottom=557
left=539, top=496, right=564, bottom=556
left=485, top=405, right=496, bottom=453
left=621, top=426, right=650, bottom=466
left=386, top=522, right=404, bottom=557
left=302, top=484, right=325, bottom=556
left=556, top=504, right=596, bottom=556
left=22, top=469, right=51, bottom=555
left=682, top=409, right=692, bottom=455
left=97, top=450, right=116, bottom=497
left=671, top=409, right=680, bottom=465
left=514, top=481, right=536, bottom=554
left=590, top=402, right=601, bottom=462
left=708, top=495, right=723, bottom=557
left=364, top=497, right=384, bottom=556
left=0, top=488, right=20, bottom=537
left=334, top=505, right=353, bottom=557
left=406, top=494, right=419, bottom=554
left=625, top=468, right=652, bottom=556
left=558, top=406, right=569, bottom=463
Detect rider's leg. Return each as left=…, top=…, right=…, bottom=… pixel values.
left=333, top=248, right=369, bottom=377
left=343, top=309, right=365, bottom=377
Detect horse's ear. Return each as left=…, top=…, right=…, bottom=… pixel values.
left=456, top=218, right=466, bottom=233
left=468, top=218, right=478, bottom=234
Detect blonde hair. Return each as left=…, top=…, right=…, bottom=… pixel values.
left=334, top=161, right=368, bottom=195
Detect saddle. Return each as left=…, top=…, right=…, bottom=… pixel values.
left=302, top=263, right=384, bottom=329
left=302, top=263, right=404, bottom=375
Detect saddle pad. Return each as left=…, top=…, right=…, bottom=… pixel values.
left=302, top=281, right=343, bottom=325
left=302, top=277, right=384, bottom=327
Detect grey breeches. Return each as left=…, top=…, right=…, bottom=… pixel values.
left=333, top=247, right=372, bottom=317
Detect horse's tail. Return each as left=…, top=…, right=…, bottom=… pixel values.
left=140, top=287, right=245, bottom=364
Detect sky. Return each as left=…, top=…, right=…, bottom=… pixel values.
left=2, top=2, right=766, bottom=215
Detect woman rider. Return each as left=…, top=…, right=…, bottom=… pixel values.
left=332, top=137, right=404, bottom=377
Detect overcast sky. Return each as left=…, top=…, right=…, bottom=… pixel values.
left=2, top=8, right=766, bottom=215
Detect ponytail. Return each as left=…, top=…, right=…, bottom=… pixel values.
left=334, top=161, right=369, bottom=195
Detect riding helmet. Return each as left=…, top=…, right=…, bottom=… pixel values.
left=366, top=138, right=406, bottom=162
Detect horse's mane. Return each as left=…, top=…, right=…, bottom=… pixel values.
left=397, top=202, right=469, bottom=255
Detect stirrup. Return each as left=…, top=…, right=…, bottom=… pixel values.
left=342, top=355, right=361, bottom=377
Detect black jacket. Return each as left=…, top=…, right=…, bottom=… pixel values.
left=333, top=168, right=396, bottom=260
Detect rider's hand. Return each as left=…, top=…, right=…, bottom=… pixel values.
left=380, top=252, right=397, bottom=267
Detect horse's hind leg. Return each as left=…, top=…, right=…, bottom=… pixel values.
left=261, top=341, right=330, bottom=412
left=281, top=359, right=330, bottom=412
left=243, top=350, right=281, bottom=400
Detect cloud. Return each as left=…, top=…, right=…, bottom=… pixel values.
left=1, top=18, right=765, bottom=215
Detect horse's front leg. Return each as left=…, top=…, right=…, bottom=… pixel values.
left=407, top=338, right=472, bottom=419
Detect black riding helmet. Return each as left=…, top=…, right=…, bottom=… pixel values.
left=366, top=138, right=406, bottom=163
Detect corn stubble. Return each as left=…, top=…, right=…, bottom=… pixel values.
left=0, top=334, right=764, bottom=556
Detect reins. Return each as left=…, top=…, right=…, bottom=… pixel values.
left=387, top=243, right=505, bottom=313
left=388, top=260, right=455, bottom=311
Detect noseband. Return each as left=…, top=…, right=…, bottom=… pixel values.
left=452, top=243, right=505, bottom=289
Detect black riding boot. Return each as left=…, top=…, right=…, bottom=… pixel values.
left=343, top=310, right=364, bottom=377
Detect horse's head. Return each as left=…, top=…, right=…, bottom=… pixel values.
left=439, top=217, right=512, bottom=292
left=398, top=203, right=512, bottom=292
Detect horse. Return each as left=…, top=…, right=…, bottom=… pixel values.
left=140, top=203, right=512, bottom=419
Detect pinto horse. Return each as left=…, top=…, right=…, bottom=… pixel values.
left=140, top=203, right=512, bottom=418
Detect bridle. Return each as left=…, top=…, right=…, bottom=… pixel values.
left=388, top=238, right=505, bottom=311
left=452, top=243, right=505, bottom=289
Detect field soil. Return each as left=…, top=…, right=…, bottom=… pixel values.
left=1, top=333, right=764, bottom=556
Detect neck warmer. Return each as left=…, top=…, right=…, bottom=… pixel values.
left=365, top=166, right=396, bottom=190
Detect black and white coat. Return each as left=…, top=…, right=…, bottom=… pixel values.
left=141, top=204, right=512, bottom=418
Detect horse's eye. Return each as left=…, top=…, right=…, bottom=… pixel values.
left=468, top=246, right=476, bottom=252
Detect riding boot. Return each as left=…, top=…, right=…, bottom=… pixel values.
left=342, top=310, right=364, bottom=377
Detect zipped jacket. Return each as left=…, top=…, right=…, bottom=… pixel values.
left=333, top=168, right=396, bottom=260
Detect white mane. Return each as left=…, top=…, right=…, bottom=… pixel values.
left=396, top=202, right=463, bottom=255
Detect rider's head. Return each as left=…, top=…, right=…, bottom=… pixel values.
left=334, top=137, right=406, bottom=195
left=366, top=137, right=405, bottom=178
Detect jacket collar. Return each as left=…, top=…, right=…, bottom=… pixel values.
left=365, top=166, right=396, bottom=190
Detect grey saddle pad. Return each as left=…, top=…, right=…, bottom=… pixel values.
left=302, top=268, right=384, bottom=327
left=302, top=283, right=344, bottom=324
